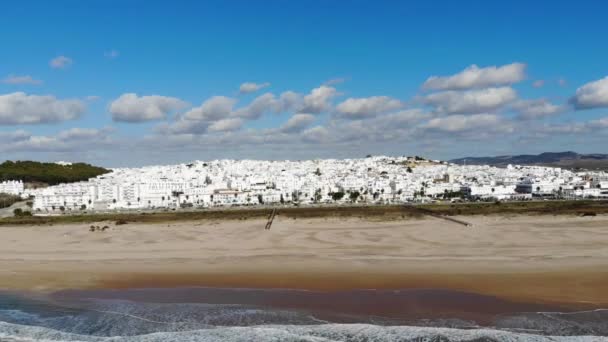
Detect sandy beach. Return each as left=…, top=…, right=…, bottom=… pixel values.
left=1, top=214, right=607, bottom=307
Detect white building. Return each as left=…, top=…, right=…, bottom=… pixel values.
left=0, top=180, right=24, bottom=196
left=26, top=156, right=607, bottom=213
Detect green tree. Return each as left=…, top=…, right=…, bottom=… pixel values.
left=314, top=188, right=322, bottom=202
left=331, top=192, right=345, bottom=201
left=0, top=161, right=109, bottom=185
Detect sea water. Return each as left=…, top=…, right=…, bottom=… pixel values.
left=0, top=288, right=607, bottom=342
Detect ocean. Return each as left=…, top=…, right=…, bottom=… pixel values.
left=0, top=288, right=606, bottom=342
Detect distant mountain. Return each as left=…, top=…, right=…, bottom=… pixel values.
left=449, top=152, right=608, bottom=169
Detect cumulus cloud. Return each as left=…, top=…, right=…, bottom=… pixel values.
left=233, top=93, right=281, bottom=119
left=208, top=118, right=244, bottom=132
left=422, top=63, right=526, bottom=90
left=0, top=129, right=31, bottom=142
left=299, top=85, right=340, bottom=114
left=2, top=75, right=43, bottom=85
left=301, top=126, right=330, bottom=143
left=281, top=113, right=316, bottom=132
left=0, top=127, right=114, bottom=153
left=421, top=113, right=511, bottom=133
left=183, top=96, right=236, bottom=121
left=162, top=96, right=237, bottom=134
left=570, top=76, right=608, bottom=109
left=49, top=56, right=73, bottom=69
left=239, top=82, right=270, bottom=94
left=0, top=92, right=85, bottom=125
left=424, top=87, right=517, bottom=114
left=335, top=96, right=403, bottom=119
left=533, top=117, right=608, bottom=136
left=110, top=93, right=187, bottom=122
left=57, top=127, right=113, bottom=140
left=512, top=99, right=566, bottom=120
left=167, top=91, right=303, bottom=135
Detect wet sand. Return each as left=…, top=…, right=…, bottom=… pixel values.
left=1, top=214, right=608, bottom=307
left=49, top=287, right=567, bottom=326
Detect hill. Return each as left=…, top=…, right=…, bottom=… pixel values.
left=449, top=152, right=608, bottom=169
left=0, top=161, right=110, bottom=186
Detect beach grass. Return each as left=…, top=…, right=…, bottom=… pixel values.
left=0, top=200, right=606, bottom=226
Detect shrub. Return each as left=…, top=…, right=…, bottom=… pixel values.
left=13, top=208, right=32, bottom=217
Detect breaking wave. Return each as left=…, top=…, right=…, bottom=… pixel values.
left=1, top=320, right=607, bottom=342
left=1, top=290, right=607, bottom=341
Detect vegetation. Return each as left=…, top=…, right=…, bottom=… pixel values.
left=0, top=193, right=21, bottom=209
left=13, top=208, right=32, bottom=217
left=0, top=161, right=110, bottom=185
left=330, top=191, right=345, bottom=201
left=0, top=200, right=606, bottom=226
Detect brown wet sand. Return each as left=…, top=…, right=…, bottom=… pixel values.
left=1, top=215, right=608, bottom=310
left=49, top=287, right=568, bottom=326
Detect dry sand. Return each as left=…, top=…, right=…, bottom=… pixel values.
left=1, top=214, right=607, bottom=307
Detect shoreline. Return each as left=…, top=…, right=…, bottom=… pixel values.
left=1, top=214, right=608, bottom=309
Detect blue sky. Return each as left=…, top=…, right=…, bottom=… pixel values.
left=1, top=0, right=607, bottom=167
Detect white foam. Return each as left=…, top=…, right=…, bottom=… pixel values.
left=1, top=321, right=607, bottom=342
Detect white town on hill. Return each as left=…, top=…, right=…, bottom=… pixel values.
left=1, top=156, right=607, bottom=214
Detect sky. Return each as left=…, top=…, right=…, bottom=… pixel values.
left=1, top=0, right=607, bottom=167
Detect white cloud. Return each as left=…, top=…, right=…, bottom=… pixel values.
left=424, top=87, right=517, bottom=114
left=513, top=99, right=566, bottom=120
left=49, top=56, right=73, bottom=69
left=208, top=118, right=243, bottom=132
left=233, top=93, right=280, bottom=119
left=110, top=93, right=187, bottom=122
left=163, top=96, right=237, bottom=134
left=183, top=96, right=236, bottom=121
left=277, top=91, right=301, bottom=112
left=0, top=127, right=114, bottom=153
left=239, top=82, right=270, bottom=94
left=532, top=80, right=545, bottom=88
left=0, top=129, right=31, bottom=142
left=281, top=113, right=316, bottom=132
left=421, top=113, right=509, bottom=133
left=0, top=92, right=85, bottom=125
left=533, top=118, right=608, bottom=135
left=104, top=49, right=120, bottom=59
left=2, top=75, right=43, bottom=85
left=57, top=127, right=113, bottom=140
left=299, top=85, right=340, bottom=113
left=422, top=63, right=526, bottom=90
left=336, top=96, right=403, bottom=119
left=375, top=109, right=428, bottom=127
left=301, top=126, right=330, bottom=143
left=570, top=76, right=608, bottom=109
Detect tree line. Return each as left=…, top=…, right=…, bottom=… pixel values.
left=0, top=161, right=110, bottom=185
